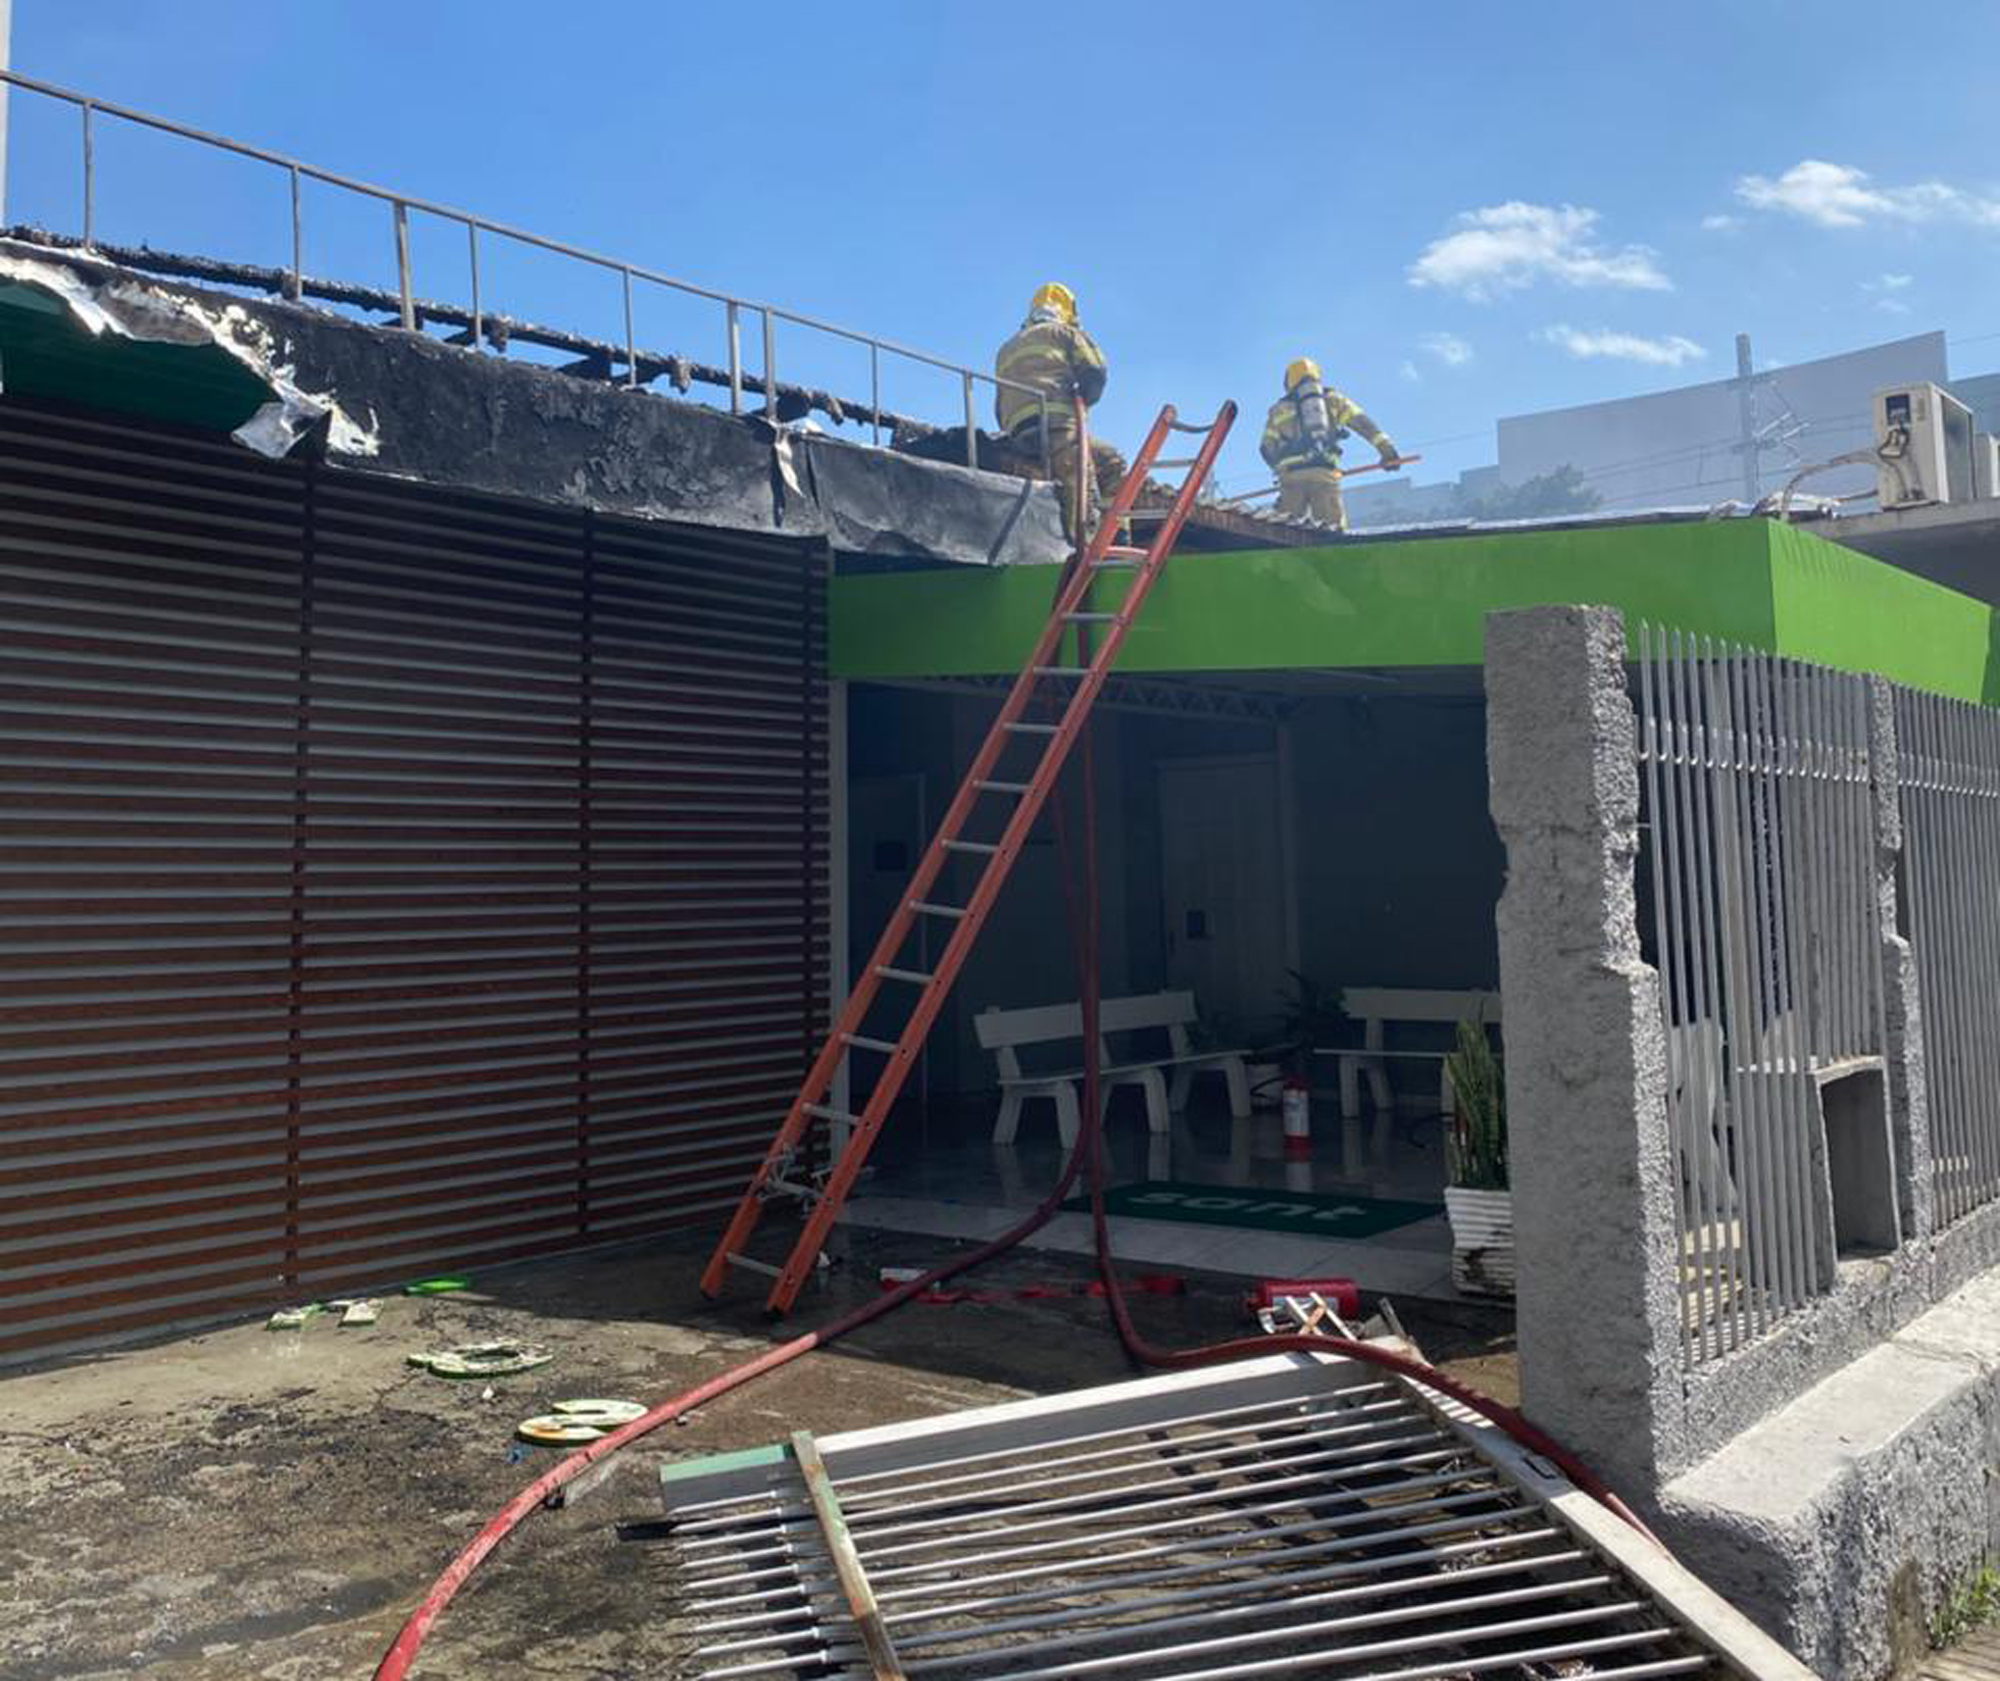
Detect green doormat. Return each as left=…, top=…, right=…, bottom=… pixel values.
left=1064, top=1181, right=1442, bottom=1240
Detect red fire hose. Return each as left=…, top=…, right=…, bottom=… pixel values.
left=370, top=1142, right=1110, bottom=1680
left=372, top=471, right=1646, bottom=1681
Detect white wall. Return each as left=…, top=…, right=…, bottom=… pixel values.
left=1498, top=332, right=1949, bottom=510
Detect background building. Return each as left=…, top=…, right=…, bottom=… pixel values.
left=1350, top=330, right=1998, bottom=526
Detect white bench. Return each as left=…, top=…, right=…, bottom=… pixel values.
left=976, top=990, right=1252, bottom=1147
left=1315, top=987, right=1502, bottom=1120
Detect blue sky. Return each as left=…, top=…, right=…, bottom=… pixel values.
left=8, top=2, right=1997, bottom=494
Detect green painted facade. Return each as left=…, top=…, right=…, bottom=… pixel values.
left=832, top=519, right=2000, bottom=702
left=0, top=281, right=271, bottom=434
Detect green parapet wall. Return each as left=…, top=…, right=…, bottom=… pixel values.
left=1761, top=520, right=1998, bottom=702
left=0, top=281, right=273, bottom=434
left=831, top=519, right=1999, bottom=702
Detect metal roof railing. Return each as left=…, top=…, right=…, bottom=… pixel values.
left=0, top=68, right=1049, bottom=467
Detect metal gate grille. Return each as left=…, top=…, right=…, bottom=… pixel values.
left=1634, top=628, right=1884, bottom=1366
left=1897, top=686, right=2000, bottom=1226
left=0, top=397, right=827, bottom=1356
left=657, top=1357, right=1751, bottom=1680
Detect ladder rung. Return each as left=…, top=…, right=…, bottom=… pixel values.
left=804, top=1103, right=857, bottom=1125
left=910, top=899, right=966, bottom=917
left=1004, top=720, right=1059, bottom=734
left=841, top=1032, right=901, bottom=1054
left=726, top=1251, right=782, bottom=1277
left=942, top=839, right=999, bottom=854
left=1103, top=545, right=1148, bottom=558
left=1033, top=665, right=1089, bottom=678
left=768, top=1177, right=819, bottom=1201
left=874, top=965, right=935, bottom=984
left=1126, top=507, right=1169, bottom=518
left=974, top=779, right=1029, bottom=794
left=1152, top=456, right=1198, bottom=468
left=1064, top=611, right=1117, bottom=624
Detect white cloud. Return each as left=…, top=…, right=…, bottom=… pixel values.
left=1399, top=359, right=1423, bottom=383
left=1537, top=324, right=1708, bottom=368
left=1860, top=272, right=1916, bottom=315
left=1408, top=202, right=1671, bottom=300
left=1735, top=160, right=2000, bottom=230
left=1418, top=331, right=1474, bottom=367
left=1701, top=213, right=1744, bottom=233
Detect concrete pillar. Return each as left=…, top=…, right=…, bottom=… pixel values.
left=1868, top=676, right=1933, bottom=1243
left=1485, top=604, right=1685, bottom=1496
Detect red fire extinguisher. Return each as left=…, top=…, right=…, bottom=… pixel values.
left=1281, top=1075, right=1312, bottom=1161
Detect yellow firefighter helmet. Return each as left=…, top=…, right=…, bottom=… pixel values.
left=1030, top=281, right=1078, bottom=325
left=1285, top=357, right=1322, bottom=392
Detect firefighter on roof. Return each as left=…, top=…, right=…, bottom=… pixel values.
left=1260, top=358, right=1401, bottom=531
left=995, top=282, right=1124, bottom=542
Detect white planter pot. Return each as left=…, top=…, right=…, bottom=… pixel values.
left=1444, top=1185, right=1515, bottom=1299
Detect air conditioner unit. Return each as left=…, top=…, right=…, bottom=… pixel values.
left=1874, top=383, right=1976, bottom=507
left=1976, top=432, right=2000, bottom=502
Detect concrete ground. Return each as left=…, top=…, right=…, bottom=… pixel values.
left=0, top=1224, right=1516, bottom=1681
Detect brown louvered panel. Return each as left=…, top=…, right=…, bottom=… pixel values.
left=0, top=397, right=830, bottom=1357
left=0, top=401, right=304, bottom=1357
left=586, top=510, right=828, bottom=1230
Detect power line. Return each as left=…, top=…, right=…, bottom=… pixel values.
left=1567, top=431, right=1744, bottom=484
left=1401, top=426, right=1493, bottom=452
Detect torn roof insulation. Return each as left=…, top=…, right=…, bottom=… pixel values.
left=0, top=236, right=1075, bottom=568
left=0, top=232, right=1345, bottom=557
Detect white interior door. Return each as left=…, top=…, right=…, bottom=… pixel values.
left=1157, top=756, right=1288, bottom=1039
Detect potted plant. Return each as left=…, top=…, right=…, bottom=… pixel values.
left=1234, top=971, right=1341, bottom=1109
left=1272, top=971, right=1346, bottom=1075
left=1443, top=1013, right=1513, bottom=1298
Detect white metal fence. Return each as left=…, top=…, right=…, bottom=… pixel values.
left=1635, top=627, right=1885, bottom=1366
left=1896, top=688, right=2000, bottom=1226
left=0, top=68, right=1050, bottom=462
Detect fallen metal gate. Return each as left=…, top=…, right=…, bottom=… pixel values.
left=655, top=1354, right=1808, bottom=1680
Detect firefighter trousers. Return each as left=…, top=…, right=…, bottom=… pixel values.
left=1275, top=465, right=1346, bottom=530
left=1010, top=422, right=1128, bottom=544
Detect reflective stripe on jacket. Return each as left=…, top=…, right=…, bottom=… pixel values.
left=995, top=319, right=1108, bottom=435
left=1259, top=388, right=1388, bottom=472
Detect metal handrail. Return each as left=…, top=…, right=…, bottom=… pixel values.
left=0, top=67, right=1048, bottom=464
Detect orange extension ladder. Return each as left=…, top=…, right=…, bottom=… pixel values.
left=701, top=399, right=1237, bottom=1315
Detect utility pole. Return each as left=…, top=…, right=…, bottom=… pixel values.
left=1727, top=330, right=1806, bottom=505
left=1733, top=332, right=1759, bottom=504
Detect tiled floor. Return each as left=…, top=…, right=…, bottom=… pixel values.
left=842, top=1083, right=1465, bottom=1301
